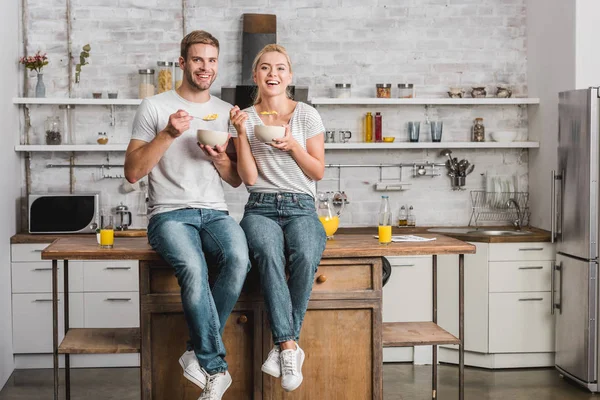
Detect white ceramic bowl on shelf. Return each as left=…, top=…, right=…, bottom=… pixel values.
left=254, top=125, right=285, bottom=143
left=490, top=131, right=518, bottom=142
left=196, top=129, right=229, bottom=147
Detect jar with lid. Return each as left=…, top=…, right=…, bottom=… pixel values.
left=45, top=116, right=62, bottom=145
left=397, top=83, right=415, bottom=98
left=174, top=62, right=183, bottom=90
left=397, top=205, right=407, bottom=227
left=138, top=69, right=155, bottom=99
left=376, top=84, right=391, bottom=98
left=472, top=118, right=485, bottom=142
left=97, top=132, right=108, bottom=145
left=156, top=62, right=174, bottom=93
left=334, top=83, right=351, bottom=98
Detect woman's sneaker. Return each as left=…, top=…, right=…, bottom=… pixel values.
left=280, top=344, right=305, bottom=392
left=179, top=350, right=206, bottom=389
left=261, top=345, right=281, bottom=378
left=198, top=371, right=232, bottom=400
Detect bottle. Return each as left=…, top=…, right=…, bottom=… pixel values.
left=407, top=205, right=416, bottom=227
left=472, top=117, right=485, bottom=142
left=374, top=112, right=382, bottom=142
left=365, top=112, right=373, bottom=142
left=397, top=205, right=407, bottom=227
left=378, top=195, right=392, bottom=245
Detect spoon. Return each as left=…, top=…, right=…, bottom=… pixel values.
left=439, top=149, right=454, bottom=166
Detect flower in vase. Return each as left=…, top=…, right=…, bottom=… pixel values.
left=19, top=51, right=49, bottom=74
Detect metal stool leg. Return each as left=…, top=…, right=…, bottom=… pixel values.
left=432, top=255, right=437, bottom=400
left=459, top=254, right=465, bottom=400
left=52, top=259, right=59, bottom=400
left=64, top=260, right=70, bottom=400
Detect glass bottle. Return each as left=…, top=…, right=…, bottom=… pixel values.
left=374, top=112, right=382, bottom=142
left=407, top=205, right=416, bottom=227
left=397, top=205, right=407, bottom=227
left=156, top=61, right=174, bottom=93
left=365, top=112, right=373, bottom=142
left=45, top=116, right=62, bottom=145
left=472, top=117, right=485, bottom=142
left=138, top=69, right=155, bottom=99
left=378, top=195, right=392, bottom=245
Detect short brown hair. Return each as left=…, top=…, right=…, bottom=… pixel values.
left=180, top=30, right=220, bottom=60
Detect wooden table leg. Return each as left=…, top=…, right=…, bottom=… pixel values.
left=432, top=255, right=437, bottom=400
left=64, top=260, right=70, bottom=400
left=52, top=259, right=59, bottom=400
left=459, top=254, right=464, bottom=400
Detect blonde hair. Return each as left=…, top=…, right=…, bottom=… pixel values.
left=252, top=44, right=293, bottom=105
left=180, top=30, right=220, bottom=60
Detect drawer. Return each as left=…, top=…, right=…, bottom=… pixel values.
left=84, top=292, right=139, bottom=328
left=489, top=261, right=552, bottom=293
left=83, top=261, right=138, bottom=292
left=488, top=292, right=554, bottom=353
left=11, top=243, right=52, bottom=262
left=12, top=261, right=84, bottom=293
left=312, top=264, right=373, bottom=293
left=12, top=293, right=84, bottom=353
left=488, top=242, right=555, bottom=262
left=383, top=256, right=432, bottom=322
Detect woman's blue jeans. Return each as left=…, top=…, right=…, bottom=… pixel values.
left=148, top=208, right=250, bottom=374
left=240, top=193, right=327, bottom=344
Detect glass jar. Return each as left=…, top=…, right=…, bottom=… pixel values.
left=374, top=112, right=382, bottom=142
left=397, top=205, right=407, bottom=227
left=334, top=83, right=351, bottom=98
left=174, top=62, right=183, bottom=90
left=397, top=83, right=414, bottom=98
left=376, top=83, right=391, bottom=98
left=472, top=118, right=485, bottom=142
left=97, top=132, right=108, bottom=145
left=407, top=205, right=416, bottom=227
left=138, top=69, right=155, bottom=99
left=45, top=116, right=62, bottom=145
left=157, top=61, right=173, bottom=93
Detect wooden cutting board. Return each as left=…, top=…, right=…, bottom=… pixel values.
left=114, top=229, right=147, bottom=237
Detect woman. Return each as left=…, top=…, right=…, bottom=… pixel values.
left=229, top=44, right=326, bottom=392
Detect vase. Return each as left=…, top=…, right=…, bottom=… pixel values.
left=35, top=73, right=46, bottom=98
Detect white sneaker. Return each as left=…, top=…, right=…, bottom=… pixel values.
left=261, top=345, right=281, bottom=378
left=280, top=344, right=305, bottom=392
left=198, top=370, right=232, bottom=400
left=179, top=350, right=206, bottom=389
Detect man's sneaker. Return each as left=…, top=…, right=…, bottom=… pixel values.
left=261, top=345, right=281, bottom=378
left=198, top=370, right=232, bottom=400
left=280, top=343, right=305, bottom=392
left=179, top=350, right=206, bottom=389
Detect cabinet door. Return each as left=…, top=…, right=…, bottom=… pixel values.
left=383, top=256, right=432, bottom=322
left=83, top=260, right=138, bottom=292
left=263, top=306, right=375, bottom=400
left=11, top=261, right=84, bottom=293
left=147, top=308, right=258, bottom=400
left=84, top=292, right=140, bottom=328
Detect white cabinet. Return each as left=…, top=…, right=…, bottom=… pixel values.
left=83, top=292, right=139, bottom=328
left=438, top=241, right=556, bottom=369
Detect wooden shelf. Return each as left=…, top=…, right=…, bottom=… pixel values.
left=58, top=328, right=140, bottom=354
left=13, top=97, right=141, bottom=106
left=382, top=322, right=460, bottom=347
left=311, top=97, right=540, bottom=105
left=15, top=144, right=128, bottom=152
left=325, top=141, right=539, bottom=150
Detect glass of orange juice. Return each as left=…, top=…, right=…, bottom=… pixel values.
left=319, top=215, right=339, bottom=240
left=99, top=215, right=115, bottom=249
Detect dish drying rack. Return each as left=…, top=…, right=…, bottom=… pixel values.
left=468, top=190, right=530, bottom=227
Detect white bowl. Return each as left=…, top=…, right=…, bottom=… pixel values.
left=254, top=125, right=285, bottom=143
left=196, top=129, right=229, bottom=147
left=490, top=131, right=518, bottom=142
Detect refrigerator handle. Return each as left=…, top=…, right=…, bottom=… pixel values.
left=551, top=262, right=555, bottom=315
left=553, top=262, right=563, bottom=314
left=551, top=170, right=562, bottom=243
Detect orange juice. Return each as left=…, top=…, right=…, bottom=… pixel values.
left=319, top=215, right=339, bottom=239
left=99, top=229, right=114, bottom=248
left=378, top=225, right=392, bottom=244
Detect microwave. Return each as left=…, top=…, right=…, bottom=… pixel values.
left=28, top=193, right=100, bottom=234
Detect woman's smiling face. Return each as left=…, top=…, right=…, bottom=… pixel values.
left=253, top=51, right=293, bottom=97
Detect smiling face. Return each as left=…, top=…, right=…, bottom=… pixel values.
left=253, top=51, right=293, bottom=99
left=179, top=43, right=218, bottom=92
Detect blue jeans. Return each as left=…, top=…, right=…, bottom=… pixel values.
left=240, top=193, right=326, bottom=344
left=147, top=208, right=250, bottom=374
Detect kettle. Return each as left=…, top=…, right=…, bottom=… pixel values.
left=115, top=203, right=132, bottom=231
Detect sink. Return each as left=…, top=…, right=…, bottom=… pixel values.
left=427, top=228, right=532, bottom=236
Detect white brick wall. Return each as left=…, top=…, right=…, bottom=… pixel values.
left=19, top=0, right=529, bottom=229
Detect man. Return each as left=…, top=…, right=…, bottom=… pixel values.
left=125, top=30, right=249, bottom=400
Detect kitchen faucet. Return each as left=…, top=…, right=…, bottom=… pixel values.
left=506, top=198, right=521, bottom=230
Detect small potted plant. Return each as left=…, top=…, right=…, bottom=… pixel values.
left=75, top=44, right=91, bottom=84
left=19, top=50, right=49, bottom=98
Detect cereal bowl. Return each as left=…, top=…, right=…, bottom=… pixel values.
left=490, top=131, right=517, bottom=142
left=196, top=129, right=229, bottom=147
left=254, top=125, right=285, bottom=143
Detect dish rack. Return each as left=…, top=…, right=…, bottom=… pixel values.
left=468, top=190, right=530, bottom=227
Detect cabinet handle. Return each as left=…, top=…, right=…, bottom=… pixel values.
left=316, top=275, right=327, bottom=284
left=105, top=298, right=132, bottom=301
left=237, top=315, right=248, bottom=324
left=395, top=264, right=415, bottom=267
left=518, top=248, right=544, bottom=251
left=33, top=249, right=44, bottom=252
left=518, top=298, right=544, bottom=301
left=33, top=267, right=55, bottom=271
left=105, top=266, right=132, bottom=270
left=34, top=299, right=60, bottom=302
left=518, top=266, right=543, bottom=270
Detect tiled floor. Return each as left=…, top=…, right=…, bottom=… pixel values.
left=0, top=364, right=597, bottom=399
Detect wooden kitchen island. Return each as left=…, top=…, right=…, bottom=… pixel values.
left=41, top=234, right=475, bottom=400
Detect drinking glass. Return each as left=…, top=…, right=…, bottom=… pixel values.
left=408, top=121, right=420, bottom=142
left=430, top=121, right=443, bottom=142
left=99, top=215, right=115, bottom=249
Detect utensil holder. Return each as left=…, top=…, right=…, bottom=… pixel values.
left=451, top=176, right=465, bottom=187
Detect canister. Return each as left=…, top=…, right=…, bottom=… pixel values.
left=334, top=83, right=351, bottom=98
left=138, top=69, right=155, bottom=99
left=397, top=83, right=415, bottom=98
left=174, top=62, right=183, bottom=90
left=376, top=84, right=391, bottom=98
left=156, top=61, right=174, bottom=93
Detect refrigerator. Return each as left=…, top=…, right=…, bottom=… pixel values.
left=553, top=87, right=600, bottom=391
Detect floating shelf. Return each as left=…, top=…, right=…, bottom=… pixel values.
left=13, top=97, right=142, bottom=106
left=311, top=97, right=540, bottom=105
left=324, top=142, right=539, bottom=150
left=15, top=144, right=128, bottom=152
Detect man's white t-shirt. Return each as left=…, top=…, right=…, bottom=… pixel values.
left=131, top=90, right=233, bottom=218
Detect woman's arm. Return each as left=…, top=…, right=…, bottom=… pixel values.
left=271, top=126, right=325, bottom=181
left=230, top=106, right=259, bottom=186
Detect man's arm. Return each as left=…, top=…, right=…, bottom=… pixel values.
left=198, top=138, right=243, bottom=188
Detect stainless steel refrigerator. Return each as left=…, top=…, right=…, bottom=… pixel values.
left=553, top=87, right=600, bottom=391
